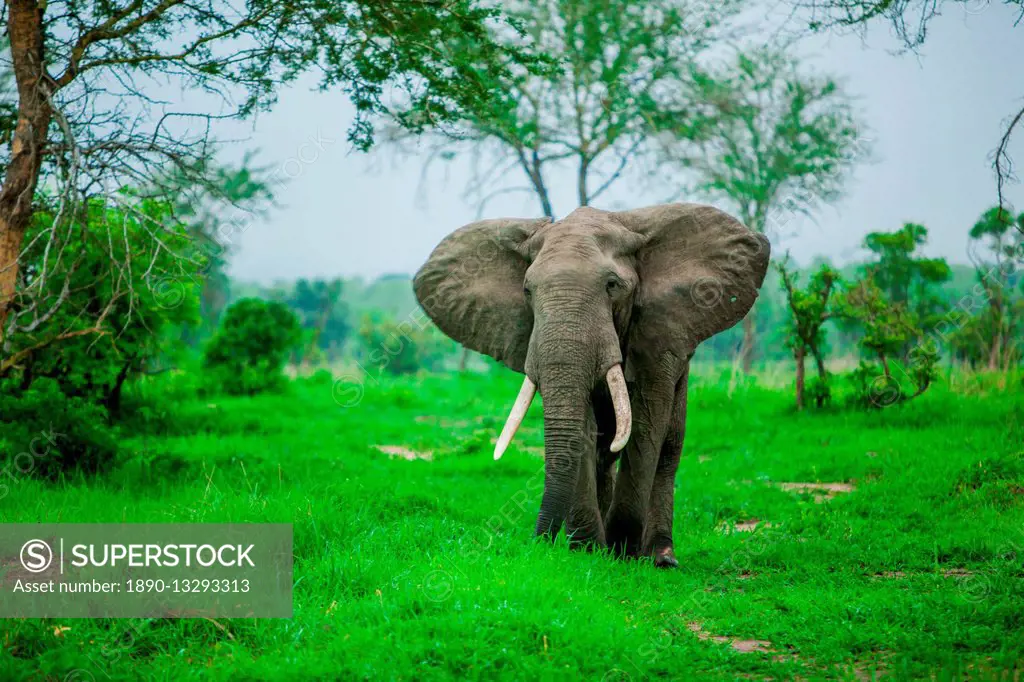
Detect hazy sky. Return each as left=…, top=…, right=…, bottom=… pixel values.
left=219, top=3, right=1024, bottom=284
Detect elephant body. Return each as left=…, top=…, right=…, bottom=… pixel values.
left=414, top=203, right=769, bottom=566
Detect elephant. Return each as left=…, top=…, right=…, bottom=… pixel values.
left=413, top=203, right=769, bottom=567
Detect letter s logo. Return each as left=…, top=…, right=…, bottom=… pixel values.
left=20, top=539, right=53, bottom=573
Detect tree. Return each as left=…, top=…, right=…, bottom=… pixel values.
left=389, top=0, right=741, bottom=219
left=0, top=0, right=542, bottom=353
left=777, top=259, right=840, bottom=409
left=862, top=222, right=951, bottom=333
left=0, top=194, right=200, bottom=415
left=357, top=312, right=456, bottom=376
left=203, top=298, right=301, bottom=395
left=831, top=222, right=951, bottom=407
left=286, top=278, right=350, bottom=364
left=838, top=277, right=939, bottom=406
left=671, top=47, right=868, bottom=372
left=963, top=206, right=1024, bottom=369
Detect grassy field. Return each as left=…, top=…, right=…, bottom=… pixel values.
left=1, top=367, right=1022, bottom=680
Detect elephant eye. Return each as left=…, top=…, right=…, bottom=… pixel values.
left=523, top=285, right=532, bottom=299
left=606, top=277, right=623, bottom=295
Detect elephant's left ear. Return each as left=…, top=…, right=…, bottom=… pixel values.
left=614, top=203, right=770, bottom=358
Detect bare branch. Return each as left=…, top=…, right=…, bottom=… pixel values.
left=995, top=103, right=1024, bottom=233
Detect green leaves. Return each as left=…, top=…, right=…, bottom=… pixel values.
left=836, top=278, right=920, bottom=359
left=391, top=0, right=744, bottom=214
left=777, top=259, right=840, bottom=408
left=834, top=221, right=953, bottom=406
left=682, top=47, right=869, bottom=233
left=777, top=260, right=840, bottom=353
left=862, top=223, right=952, bottom=323
left=356, top=312, right=455, bottom=377
left=203, top=298, right=302, bottom=395
left=4, top=194, right=202, bottom=408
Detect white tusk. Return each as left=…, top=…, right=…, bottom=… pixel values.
left=494, top=376, right=537, bottom=460
left=606, top=364, right=632, bottom=452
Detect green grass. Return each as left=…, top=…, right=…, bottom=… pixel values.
left=2, top=368, right=1023, bottom=680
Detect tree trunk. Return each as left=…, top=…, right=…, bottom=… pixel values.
left=301, top=301, right=332, bottom=367
left=105, top=359, right=135, bottom=417
left=0, top=228, right=22, bottom=338
left=809, top=341, right=827, bottom=381
left=0, top=0, right=51, bottom=341
left=988, top=331, right=1001, bottom=371
left=794, top=346, right=805, bottom=411
left=516, top=148, right=555, bottom=220
left=577, top=157, right=589, bottom=207
left=532, top=170, right=555, bottom=220
left=739, top=313, right=756, bottom=374
left=987, top=302, right=1003, bottom=371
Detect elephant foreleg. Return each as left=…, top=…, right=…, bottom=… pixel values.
left=642, top=372, right=688, bottom=568
left=605, top=369, right=676, bottom=559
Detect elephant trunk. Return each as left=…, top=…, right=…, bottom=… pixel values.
left=534, top=382, right=590, bottom=539
left=512, top=283, right=629, bottom=540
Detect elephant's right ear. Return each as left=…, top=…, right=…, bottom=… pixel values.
left=414, top=218, right=549, bottom=373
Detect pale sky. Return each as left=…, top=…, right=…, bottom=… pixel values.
left=219, top=3, right=1024, bottom=283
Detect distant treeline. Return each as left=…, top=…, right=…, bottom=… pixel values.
left=225, top=260, right=983, bottom=368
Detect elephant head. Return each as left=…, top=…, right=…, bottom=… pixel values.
left=414, top=203, right=769, bottom=538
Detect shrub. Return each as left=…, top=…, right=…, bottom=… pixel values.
left=356, top=312, right=456, bottom=376
left=203, top=298, right=301, bottom=395
left=805, top=375, right=832, bottom=408
left=0, top=379, right=119, bottom=481
left=837, top=278, right=940, bottom=407
left=2, top=196, right=201, bottom=415
left=845, top=345, right=939, bottom=409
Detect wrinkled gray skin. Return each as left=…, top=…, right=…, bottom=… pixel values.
left=414, top=203, right=769, bottom=567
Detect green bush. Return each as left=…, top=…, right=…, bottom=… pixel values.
left=805, top=375, right=832, bottom=408
left=203, top=298, right=301, bottom=395
left=4, top=196, right=201, bottom=415
left=356, top=312, right=456, bottom=376
left=845, top=347, right=939, bottom=409
left=0, top=379, right=119, bottom=482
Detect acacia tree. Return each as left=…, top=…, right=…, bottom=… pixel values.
left=777, top=259, right=839, bottom=409
left=838, top=277, right=939, bottom=406
left=862, top=222, right=951, bottom=332
left=2, top=195, right=200, bottom=409
left=390, top=0, right=741, bottom=219
left=0, top=0, right=540, bottom=359
left=668, top=48, right=868, bottom=372
left=837, top=224, right=948, bottom=407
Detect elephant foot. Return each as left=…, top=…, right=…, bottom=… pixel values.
left=606, top=515, right=643, bottom=559
left=566, top=524, right=606, bottom=551
left=568, top=535, right=605, bottom=552
left=652, top=546, right=679, bottom=569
